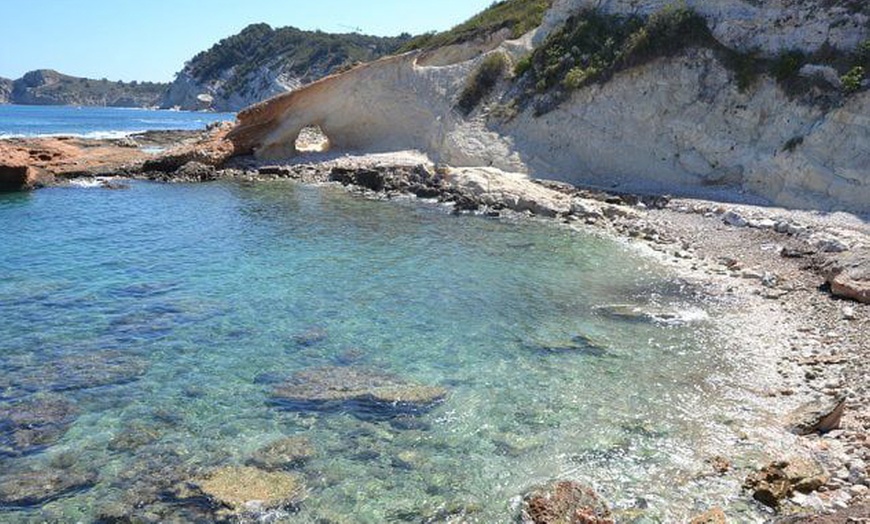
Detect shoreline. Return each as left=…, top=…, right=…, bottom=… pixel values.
left=1, top=133, right=868, bottom=520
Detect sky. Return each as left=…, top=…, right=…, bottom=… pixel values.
left=0, top=0, right=496, bottom=83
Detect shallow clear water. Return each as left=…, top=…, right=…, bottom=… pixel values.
left=0, top=181, right=772, bottom=522
left=0, top=105, right=235, bottom=138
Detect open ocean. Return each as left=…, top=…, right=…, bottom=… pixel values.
left=0, top=104, right=235, bottom=138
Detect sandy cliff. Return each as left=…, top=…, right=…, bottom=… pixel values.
left=229, top=0, right=870, bottom=214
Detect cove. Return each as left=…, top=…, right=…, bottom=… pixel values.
left=0, top=180, right=774, bottom=522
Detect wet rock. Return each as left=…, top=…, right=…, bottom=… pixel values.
left=178, top=466, right=305, bottom=518
left=821, top=250, right=870, bottom=304
left=0, top=164, right=54, bottom=191
left=269, top=366, right=447, bottom=420
left=11, top=350, right=149, bottom=393
left=0, top=395, right=78, bottom=456
left=248, top=436, right=315, bottom=470
left=785, top=394, right=847, bottom=435
left=174, top=161, right=216, bottom=182
left=0, top=468, right=97, bottom=506
left=744, top=458, right=830, bottom=509
left=689, top=507, right=727, bottom=524
left=519, top=480, right=614, bottom=524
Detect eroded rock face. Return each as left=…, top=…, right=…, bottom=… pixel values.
left=0, top=469, right=97, bottom=507
left=0, top=164, right=54, bottom=191
left=269, top=366, right=447, bottom=420
left=0, top=396, right=78, bottom=456
left=519, top=480, right=614, bottom=524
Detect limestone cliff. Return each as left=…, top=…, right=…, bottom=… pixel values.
left=229, top=0, right=870, bottom=213
left=161, top=24, right=410, bottom=112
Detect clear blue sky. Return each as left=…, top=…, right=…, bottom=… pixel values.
left=0, top=0, right=495, bottom=83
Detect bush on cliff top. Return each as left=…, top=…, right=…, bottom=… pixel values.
left=456, top=53, right=509, bottom=115
left=401, top=0, right=553, bottom=52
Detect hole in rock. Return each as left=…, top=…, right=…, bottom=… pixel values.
left=295, top=125, right=331, bottom=154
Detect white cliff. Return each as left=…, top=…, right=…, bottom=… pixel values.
left=229, top=0, right=870, bottom=213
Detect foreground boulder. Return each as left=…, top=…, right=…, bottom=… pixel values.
left=785, top=395, right=847, bottom=435
left=519, top=480, right=614, bottom=524
left=269, top=366, right=447, bottom=420
left=744, top=458, right=830, bottom=509
left=821, top=250, right=870, bottom=304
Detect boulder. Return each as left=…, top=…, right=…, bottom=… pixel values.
left=821, top=250, right=870, bottom=304
left=0, top=469, right=97, bottom=506
left=519, top=480, right=614, bottom=524
left=744, top=458, right=830, bottom=509
left=269, top=366, right=447, bottom=420
left=785, top=395, right=847, bottom=435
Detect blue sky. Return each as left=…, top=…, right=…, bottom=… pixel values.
left=0, top=0, right=495, bottom=82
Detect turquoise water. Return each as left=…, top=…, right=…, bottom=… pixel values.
left=0, top=181, right=770, bottom=522
left=0, top=105, right=235, bottom=138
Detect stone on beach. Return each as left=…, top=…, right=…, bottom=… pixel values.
left=744, top=458, right=830, bottom=509
left=822, top=250, right=870, bottom=304
left=785, top=394, right=847, bottom=435
left=269, top=366, right=447, bottom=420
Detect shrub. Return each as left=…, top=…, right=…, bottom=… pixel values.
left=456, top=52, right=509, bottom=115
left=841, top=65, right=865, bottom=93
left=772, top=50, right=805, bottom=82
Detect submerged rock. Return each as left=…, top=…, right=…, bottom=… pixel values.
left=594, top=304, right=705, bottom=325
left=785, top=394, right=847, bottom=435
left=519, top=480, right=614, bottom=524
left=178, top=466, right=305, bottom=518
left=269, top=366, right=447, bottom=420
left=0, top=468, right=97, bottom=506
left=0, top=395, right=78, bottom=456
left=291, top=326, right=328, bottom=348
left=10, top=350, right=149, bottom=393
left=524, top=334, right=609, bottom=357
left=248, top=436, right=316, bottom=470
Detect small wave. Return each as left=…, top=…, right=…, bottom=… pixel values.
left=0, top=130, right=144, bottom=140
left=68, top=178, right=106, bottom=188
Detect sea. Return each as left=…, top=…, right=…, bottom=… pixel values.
left=0, top=106, right=783, bottom=522
left=0, top=104, right=235, bottom=138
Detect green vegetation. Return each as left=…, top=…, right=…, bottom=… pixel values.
left=782, top=135, right=804, bottom=153
left=456, top=52, right=509, bottom=115
left=520, top=7, right=723, bottom=97
left=400, top=0, right=552, bottom=52
left=186, top=23, right=410, bottom=94
left=841, top=65, right=865, bottom=93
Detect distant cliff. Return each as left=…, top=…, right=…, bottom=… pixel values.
left=161, top=23, right=411, bottom=112
left=0, top=77, right=11, bottom=104
left=1, top=70, right=167, bottom=107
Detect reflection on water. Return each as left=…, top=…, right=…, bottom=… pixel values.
left=0, top=181, right=773, bottom=521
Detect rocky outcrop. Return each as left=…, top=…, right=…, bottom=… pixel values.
left=228, top=2, right=870, bottom=214
left=175, top=466, right=305, bottom=519
left=0, top=468, right=97, bottom=506
left=0, top=164, right=54, bottom=191
left=7, top=69, right=166, bottom=107
left=744, top=458, right=830, bottom=509
left=785, top=395, right=847, bottom=435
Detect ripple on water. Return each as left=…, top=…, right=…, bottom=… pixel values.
left=0, top=181, right=780, bottom=521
